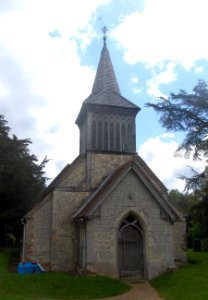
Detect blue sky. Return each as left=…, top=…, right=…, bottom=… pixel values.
left=0, top=0, right=206, bottom=191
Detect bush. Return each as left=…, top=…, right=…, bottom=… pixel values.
left=201, top=239, right=208, bottom=251
left=193, top=239, right=201, bottom=252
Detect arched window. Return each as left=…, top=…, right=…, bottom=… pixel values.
left=119, top=213, right=141, bottom=230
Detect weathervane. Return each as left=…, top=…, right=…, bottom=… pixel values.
left=102, top=26, right=107, bottom=45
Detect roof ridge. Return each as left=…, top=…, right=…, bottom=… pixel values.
left=73, top=157, right=134, bottom=219
left=73, top=155, right=181, bottom=221
left=33, top=154, right=86, bottom=204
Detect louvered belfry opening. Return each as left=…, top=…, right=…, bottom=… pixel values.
left=118, top=214, right=144, bottom=281
left=90, top=111, right=136, bottom=153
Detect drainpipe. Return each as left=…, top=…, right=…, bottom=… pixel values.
left=78, top=218, right=87, bottom=271
left=83, top=219, right=87, bottom=270
left=21, top=218, right=26, bottom=262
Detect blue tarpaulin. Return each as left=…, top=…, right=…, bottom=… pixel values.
left=17, top=262, right=45, bottom=274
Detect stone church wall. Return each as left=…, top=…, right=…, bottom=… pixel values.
left=24, top=194, right=53, bottom=270
left=50, top=190, right=89, bottom=271
left=173, top=218, right=187, bottom=264
left=87, top=152, right=133, bottom=189
left=59, top=155, right=86, bottom=188
left=85, top=170, right=175, bottom=279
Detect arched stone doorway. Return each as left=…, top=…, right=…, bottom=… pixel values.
left=118, top=214, right=144, bottom=281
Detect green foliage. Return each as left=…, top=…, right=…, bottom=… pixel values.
left=186, top=168, right=208, bottom=243
left=168, top=189, right=206, bottom=247
left=193, top=239, right=201, bottom=252
left=0, top=115, right=47, bottom=246
left=189, top=194, right=208, bottom=239
left=188, top=220, right=203, bottom=241
left=146, top=80, right=208, bottom=244
left=168, top=189, right=198, bottom=215
left=146, top=79, right=208, bottom=160
left=0, top=248, right=130, bottom=300
left=151, top=250, right=208, bottom=300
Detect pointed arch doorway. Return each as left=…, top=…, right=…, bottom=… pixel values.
left=118, top=214, right=145, bottom=281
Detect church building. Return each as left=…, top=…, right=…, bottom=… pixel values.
left=23, top=34, right=186, bottom=281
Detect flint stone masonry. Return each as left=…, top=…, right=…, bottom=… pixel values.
left=87, top=152, right=133, bottom=189
left=50, top=191, right=89, bottom=271
left=24, top=189, right=89, bottom=271
left=85, top=170, right=175, bottom=279
left=59, top=155, right=86, bottom=188
left=24, top=194, right=52, bottom=269
left=173, top=217, right=187, bottom=264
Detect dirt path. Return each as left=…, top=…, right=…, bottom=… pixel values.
left=45, top=281, right=162, bottom=300
left=95, top=281, right=162, bottom=300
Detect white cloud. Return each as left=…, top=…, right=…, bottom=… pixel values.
left=131, top=76, right=141, bottom=94
left=0, top=0, right=109, bottom=180
left=0, top=81, right=9, bottom=98
left=133, top=87, right=142, bottom=94
left=131, top=76, right=138, bottom=83
left=138, top=134, right=206, bottom=191
left=161, top=133, right=175, bottom=139
left=195, top=66, right=204, bottom=73
left=111, top=0, right=208, bottom=68
left=146, top=62, right=177, bottom=97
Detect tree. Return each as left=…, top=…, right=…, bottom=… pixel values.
left=146, top=79, right=208, bottom=160
left=146, top=79, right=208, bottom=245
left=168, top=189, right=198, bottom=215
left=168, top=189, right=201, bottom=247
left=0, top=115, right=47, bottom=246
left=183, top=167, right=208, bottom=245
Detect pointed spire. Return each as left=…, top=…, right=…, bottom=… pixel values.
left=91, top=28, right=121, bottom=95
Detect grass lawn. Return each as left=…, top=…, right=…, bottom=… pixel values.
left=0, top=248, right=130, bottom=300
left=151, top=250, right=208, bottom=300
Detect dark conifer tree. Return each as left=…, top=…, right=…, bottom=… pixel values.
left=0, top=115, right=47, bottom=245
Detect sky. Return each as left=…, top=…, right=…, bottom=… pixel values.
left=0, top=0, right=207, bottom=191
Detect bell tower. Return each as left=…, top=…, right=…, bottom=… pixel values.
left=75, top=29, right=140, bottom=154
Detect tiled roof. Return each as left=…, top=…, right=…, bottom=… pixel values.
left=24, top=154, right=87, bottom=217
left=91, top=44, right=120, bottom=95
left=84, top=90, right=139, bottom=109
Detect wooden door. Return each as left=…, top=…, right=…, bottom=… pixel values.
left=118, top=225, right=144, bottom=280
